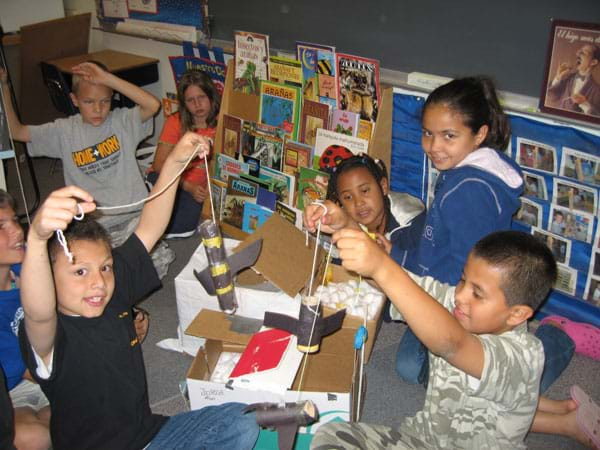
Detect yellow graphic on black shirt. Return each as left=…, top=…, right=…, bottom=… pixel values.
left=71, top=135, right=121, bottom=175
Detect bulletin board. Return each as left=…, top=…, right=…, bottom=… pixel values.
left=96, top=0, right=209, bottom=38
left=390, top=88, right=600, bottom=328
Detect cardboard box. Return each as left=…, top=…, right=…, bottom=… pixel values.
left=235, top=214, right=384, bottom=360
left=176, top=213, right=384, bottom=359
left=186, top=309, right=357, bottom=437
left=174, top=236, right=301, bottom=356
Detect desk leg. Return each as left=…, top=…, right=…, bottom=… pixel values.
left=0, top=160, right=5, bottom=191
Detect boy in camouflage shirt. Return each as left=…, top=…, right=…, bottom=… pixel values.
left=312, top=230, right=595, bottom=449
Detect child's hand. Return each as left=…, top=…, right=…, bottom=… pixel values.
left=31, top=186, right=96, bottom=241
left=183, top=181, right=209, bottom=203
left=333, top=228, right=386, bottom=278
left=71, top=62, right=111, bottom=86
left=133, top=307, right=150, bottom=344
left=303, top=200, right=349, bottom=234
left=374, top=232, right=392, bottom=254
left=171, top=132, right=211, bottom=165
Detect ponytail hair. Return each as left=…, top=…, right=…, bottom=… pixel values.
left=423, top=76, right=511, bottom=151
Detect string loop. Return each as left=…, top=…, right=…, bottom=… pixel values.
left=56, top=203, right=85, bottom=263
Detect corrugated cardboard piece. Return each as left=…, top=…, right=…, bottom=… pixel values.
left=234, top=213, right=324, bottom=298
left=186, top=309, right=354, bottom=395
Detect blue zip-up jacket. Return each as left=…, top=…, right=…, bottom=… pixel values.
left=405, top=148, right=523, bottom=284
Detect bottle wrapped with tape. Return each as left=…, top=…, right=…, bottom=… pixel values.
left=198, top=220, right=237, bottom=314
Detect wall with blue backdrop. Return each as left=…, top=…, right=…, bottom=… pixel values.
left=390, top=89, right=600, bottom=328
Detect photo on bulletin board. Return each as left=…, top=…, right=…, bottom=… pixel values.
left=514, top=197, right=542, bottom=228
left=548, top=203, right=594, bottom=244
left=516, top=137, right=557, bottom=174
left=531, top=226, right=571, bottom=265
left=522, top=171, right=548, bottom=201
left=539, top=19, right=600, bottom=126
left=560, top=146, right=600, bottom=187
left=552, top=177, right=598, bottom=215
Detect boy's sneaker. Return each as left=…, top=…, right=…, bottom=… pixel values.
left=164, top=230, right=195, bottom=240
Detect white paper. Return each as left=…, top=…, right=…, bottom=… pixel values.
left=102, top=0, right=129, bottom=18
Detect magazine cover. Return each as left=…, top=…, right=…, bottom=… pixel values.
left=241, top=121, right=286, bottom=171
left=169, top=56, right=227, bottom=95
left=282, top=140, right=313, bottom=178
left=275, top=201, right=303, bottom=230
left=259, top=166, right=295, bottom=207
left=208, top=178, right=227, bottom=221
left=269, top=55, right=302, bottom=88
left=313, top=128, right=369, bottom=168
left=259, top=80, right=302, bottom=141
left=233, top=30, right=270, bottom=94
left=222, top=175, right=259, bottom=229
left=299, top=99, right=330, bottom=147
left=296, top=41, right=335, bottom=102
left=296, top=166, right=330, bottom=210
left=357, top=119, right=373, bottom=142
left=335, top=52, right=380, bottom=122
left=214, top=153, right=250, bottom=183
left=317, top=48, right=337, bottom=108
left=242, top=203, right=273, bottom=234
left=331, top=109, right=360, bottom=136
left=221, top=114, right=243, bottom=158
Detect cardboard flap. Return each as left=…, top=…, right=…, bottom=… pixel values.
left=185, top=310, right=253, bottom=345
left=235, top=214, right=324, bottom=298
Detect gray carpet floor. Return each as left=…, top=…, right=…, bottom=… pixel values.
left=8, top=156, right=600, bottom=449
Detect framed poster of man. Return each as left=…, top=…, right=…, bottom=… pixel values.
left=540, top=20, right=600, bottom=126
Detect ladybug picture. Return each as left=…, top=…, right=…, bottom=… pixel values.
left=319, top=145, right=353, bottom=172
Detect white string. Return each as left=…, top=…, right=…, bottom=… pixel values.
left=55, top=140, right=208, bottom=262
left=96, top=143, right=206, bottom=212
left=0, top=82, right=32, bottom=226
left=296, top=227, right=334, bottom=402
left=356, top=275, right=367, bottom=419
left=55, top=203, right=84, bottom=263
left=306, top=201, right=328, bottom=296
left=203, top=156, right=216, bottom=223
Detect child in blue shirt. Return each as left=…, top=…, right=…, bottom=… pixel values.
left=0, top=189, right=51, bottom=450
left=398, top=76, right=574, bottom=391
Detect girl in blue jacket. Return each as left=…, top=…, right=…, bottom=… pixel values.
left=397, top=77, right=574, bottom=392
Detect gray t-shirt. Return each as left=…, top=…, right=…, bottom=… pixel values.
left=397, top=273, right=544, bottom=449
left=28, top=107, right=152, bottom=229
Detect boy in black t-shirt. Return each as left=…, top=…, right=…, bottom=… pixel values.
left=18, top=132, right=259, bottom=450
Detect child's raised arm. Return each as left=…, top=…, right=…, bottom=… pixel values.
left=135, top=132, right=210, bottom=251
left=333, top=228, right=485, bottom=378
left=22, top=186, right=96, bottom=362
left=71, top=62, right=160, bottom=121
left=303, top=200, right=360, bottom=234
left=0, top=68, right=31, bottom=142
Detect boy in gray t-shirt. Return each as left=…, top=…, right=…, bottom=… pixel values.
left=1, top=62, right=159, bottom=240
left=1, top=62, right=174, bottom=278
left=311, top=230, right=597, bottom=449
